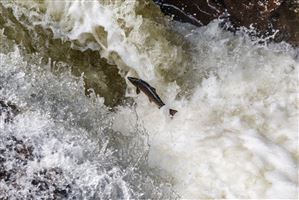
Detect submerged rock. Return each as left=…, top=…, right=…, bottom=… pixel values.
left=0, top=100, right=20, bottom=122
left=0, top=135, right=80, bottom=199
left=29, top=168, right=76, bottom=199
left=154, top=0, right=225, bottom=26
left=154, top=0, right=299, bottom=46
left=0, top=3, right=126, bottom=107
left=0, top=102, right=78, bottom=199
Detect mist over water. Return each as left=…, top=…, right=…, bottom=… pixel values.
left=1, top=0, right=298, bottom=199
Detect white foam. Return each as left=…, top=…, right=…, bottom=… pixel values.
left=114, top=23, right=299, bottom=198
left=0, top=48, right=172, bottom=199
left=2, top=0, right=299, bottom=198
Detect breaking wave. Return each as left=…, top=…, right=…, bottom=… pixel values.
left=1, top=0, right=298, bottom=199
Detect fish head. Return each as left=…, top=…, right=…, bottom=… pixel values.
left=127, top=77, right=140, bottom=87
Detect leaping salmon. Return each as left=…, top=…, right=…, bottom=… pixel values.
left=127, top=77, right=177, bottom=117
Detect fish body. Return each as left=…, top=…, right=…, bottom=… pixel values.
left=127, top=77, right=177, bottom=116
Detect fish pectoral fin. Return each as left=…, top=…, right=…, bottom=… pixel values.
left=136, top=87, right=140, bottom=94
left=151, top=87, right=156, bottom=92
left=149, top=98, right=152, bottom=102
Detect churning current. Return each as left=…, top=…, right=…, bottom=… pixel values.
left=0, top=0, right=298, bottom=199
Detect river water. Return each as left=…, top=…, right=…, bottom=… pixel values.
left=0, top=0, right=298, bottom=199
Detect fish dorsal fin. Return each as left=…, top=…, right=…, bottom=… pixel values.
left=136, top=87, right=140, bottom=94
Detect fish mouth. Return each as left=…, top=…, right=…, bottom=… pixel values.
left=127, top=76, right=139, bottom=84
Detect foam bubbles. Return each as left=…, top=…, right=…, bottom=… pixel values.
left=1, top=0, right=298, bottom=199
left=126, top=22, right=298, bottom=198
left=0, top=48, right=175, bottom=199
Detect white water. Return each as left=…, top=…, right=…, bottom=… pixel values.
left=1, top=0, right=298, bottom=199
left=0, top=47, right=176, bottom=199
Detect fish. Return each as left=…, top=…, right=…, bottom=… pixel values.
left=127, top=77, right=178, bottom=117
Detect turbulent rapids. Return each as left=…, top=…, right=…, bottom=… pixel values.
left=0, top=0, right=298, bottom=199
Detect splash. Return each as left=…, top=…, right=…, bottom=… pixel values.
left=133, top=22, right=298, bottom=198
left=0, top=46, right=176, bottom=199
left=1, top=0, right=298, bottom=199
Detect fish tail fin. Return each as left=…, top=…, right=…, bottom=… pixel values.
left=169, top=109, right=178, bottom=117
